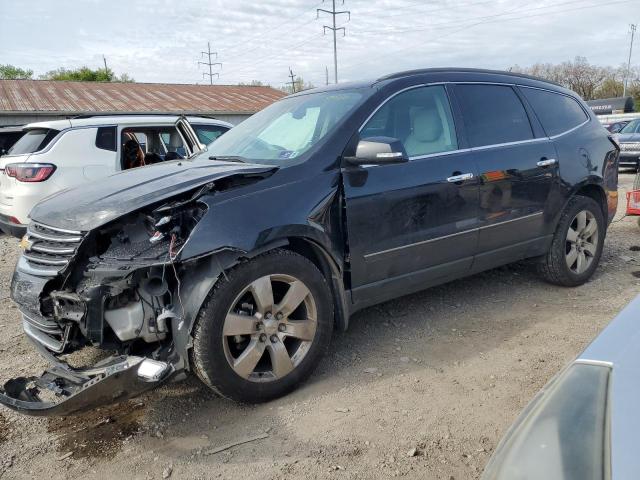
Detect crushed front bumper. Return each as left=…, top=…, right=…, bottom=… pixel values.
left=0, top=340, right=175, bottom=416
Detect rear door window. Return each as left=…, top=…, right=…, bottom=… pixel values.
left=7, top=128, right=59, bottom=155
left=455, top=84, right=533, bottom=147
left=520, top=87, right=588, bottom=136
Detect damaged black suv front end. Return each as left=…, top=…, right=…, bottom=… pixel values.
left=1, top=160, right=278, bottom=416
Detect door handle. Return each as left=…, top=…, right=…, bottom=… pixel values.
left=447, top=172, right=474, bottom=183
left=537, top=158, right=557, bottom=167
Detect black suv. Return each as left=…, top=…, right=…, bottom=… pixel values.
left=1, top=68, right=619, bottom=415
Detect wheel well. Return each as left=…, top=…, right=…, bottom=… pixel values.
left=283, top=238, right=350, bottom=332
left=575, top=184, right=607, bottom=218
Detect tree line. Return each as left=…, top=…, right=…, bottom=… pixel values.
left=0, top=64, right=134, bottom=82
left=511, top=56, right=639, bottom=107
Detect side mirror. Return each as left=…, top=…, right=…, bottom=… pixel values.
left=344, top=137, right=409, bottom=166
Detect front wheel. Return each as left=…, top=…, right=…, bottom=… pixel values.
left=191, top=249, right=334, bottom=403
left=538, top=196, right=605, bottom=287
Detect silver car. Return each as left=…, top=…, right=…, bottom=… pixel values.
left=482, top=295, right=640, bottom=480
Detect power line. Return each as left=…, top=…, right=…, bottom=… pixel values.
left=222, top=2, right=323, bottom=57
left=343, top=0, right=634, bottom=76
left=198, top=41, right=222, bottom=85
left=624, top=24, right=637, bottom=97
left=350, top=0, right=597, bottom=36
left=317, top=0, right=351, bottom=83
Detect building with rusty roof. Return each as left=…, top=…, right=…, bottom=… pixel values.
left=0, top=80, right=287, bottom=126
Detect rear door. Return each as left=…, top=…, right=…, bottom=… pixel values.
left=343, top=84, right=480, bottom=305
left=85, top=126, right=118, bottom=180
left=452, top=83, right=558, bottom=272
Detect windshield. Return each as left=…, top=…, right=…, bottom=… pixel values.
left=204, top=89, right=365, bottom=165
left=7, top=128, right=59, bottom=155
left=620, top=119, right=640, bottom=134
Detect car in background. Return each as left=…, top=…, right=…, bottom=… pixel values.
left=482, top=295, right=640, bottom=480
left=616, top=118, right=640, bottom=169
left=0, top=125, right=26, bottom=157
left=0, top=115, right=231, bottom=236
left=0, top=68, right=619, bottom=415
left=603, top=120, right=630, bottom=133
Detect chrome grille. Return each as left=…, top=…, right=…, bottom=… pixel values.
left=23, top=222, right=85, bottom=274
left=620, top=142, right=640, bottom=152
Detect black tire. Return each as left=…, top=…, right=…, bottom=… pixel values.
left=537, top=195, right=605, bottom=287
left=190, top=249, right=333, bottom=403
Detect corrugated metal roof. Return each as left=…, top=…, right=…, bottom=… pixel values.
left=0, top=80, right=287, bottom=115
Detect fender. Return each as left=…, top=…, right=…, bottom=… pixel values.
left=172, top=234, right=350, bottom=370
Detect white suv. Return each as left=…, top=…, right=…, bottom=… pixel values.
left=0, top=115, right=232, bottom=236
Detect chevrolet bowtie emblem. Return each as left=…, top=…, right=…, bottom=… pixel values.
left=19, top=235, right=33, bottom=251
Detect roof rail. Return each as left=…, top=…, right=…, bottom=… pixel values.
left=69, top=113, right=221, bottom=120
left=376, top=67, right=563, bottom=87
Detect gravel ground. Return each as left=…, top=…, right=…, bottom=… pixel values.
left=0, top=172, right=639, bottom=480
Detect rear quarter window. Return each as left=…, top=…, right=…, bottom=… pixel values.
left=520, top=87, right=588, bottom=137
left=7, top=128, right=59, bottom=155
left=95, top=126, right=117, bottom=151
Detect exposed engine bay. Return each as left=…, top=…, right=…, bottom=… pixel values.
left=1, top=164, right=279, bottom=416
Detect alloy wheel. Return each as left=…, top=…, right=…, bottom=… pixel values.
left=222, top=274, right=317, bottom=382
left=565, top=210, right=599, bottom=275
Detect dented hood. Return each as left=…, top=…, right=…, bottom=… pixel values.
left=29, top=159, right=275, bottom=231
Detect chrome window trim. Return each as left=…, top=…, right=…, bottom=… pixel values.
left=519, top=85, right=592, bottom=138
left=357, top=81, right=564, bottom=164
left=470, top=136, right=548, bottom=152
left=548, top=119, right=590, bottom=139
left=364, top=212, right=543, bottom=259
left=358, top=82, right=445, bottom=134
left=409, top=148, right=472, bottom=161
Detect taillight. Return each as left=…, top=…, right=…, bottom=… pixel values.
left=5, top=163, right=56, bottom=182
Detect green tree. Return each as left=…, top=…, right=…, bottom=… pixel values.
left=0, top=64, right=34, bottom=79
left=40, top=66, right=135, bottom=82
left=42, top=66, right=114, bottom=82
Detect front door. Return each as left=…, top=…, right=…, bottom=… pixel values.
left=451, top=83, right=558, bottom=271
left=343, top=84, right=480, bottom=306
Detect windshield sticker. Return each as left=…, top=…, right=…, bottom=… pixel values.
left=279, top=150, right=295, bottom=159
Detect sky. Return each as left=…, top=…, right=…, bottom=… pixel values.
left=1, top=0, right=638, bottom=89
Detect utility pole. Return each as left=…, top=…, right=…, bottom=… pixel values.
left=317, top=0, right=350, bottom=84
left=199, top=42, right=222, bottom=85
left=325, top=66, right=329, bottom=86
left=287, top=67, right=297, bottom=93
left=624, top=24, right=637, bottom=97
left=103, top=55, right=108, bottom=73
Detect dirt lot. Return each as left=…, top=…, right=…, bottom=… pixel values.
left=0, top=173, right=639, bottom=480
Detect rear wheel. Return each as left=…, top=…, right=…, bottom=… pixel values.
left=538, top=196, right=605, bottom=287
left=191, top=249, right=333, bottom=403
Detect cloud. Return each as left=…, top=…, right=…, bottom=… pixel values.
left=0, top=0, right=637, bottom=88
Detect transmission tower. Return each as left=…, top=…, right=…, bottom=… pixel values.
left=624, top=24, right=637, bottom=97
left=287, top=67, right=297, bottom=93
left=317, top=0, right=350, bottom=84
left=199, top=42, right=222, bottom=85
